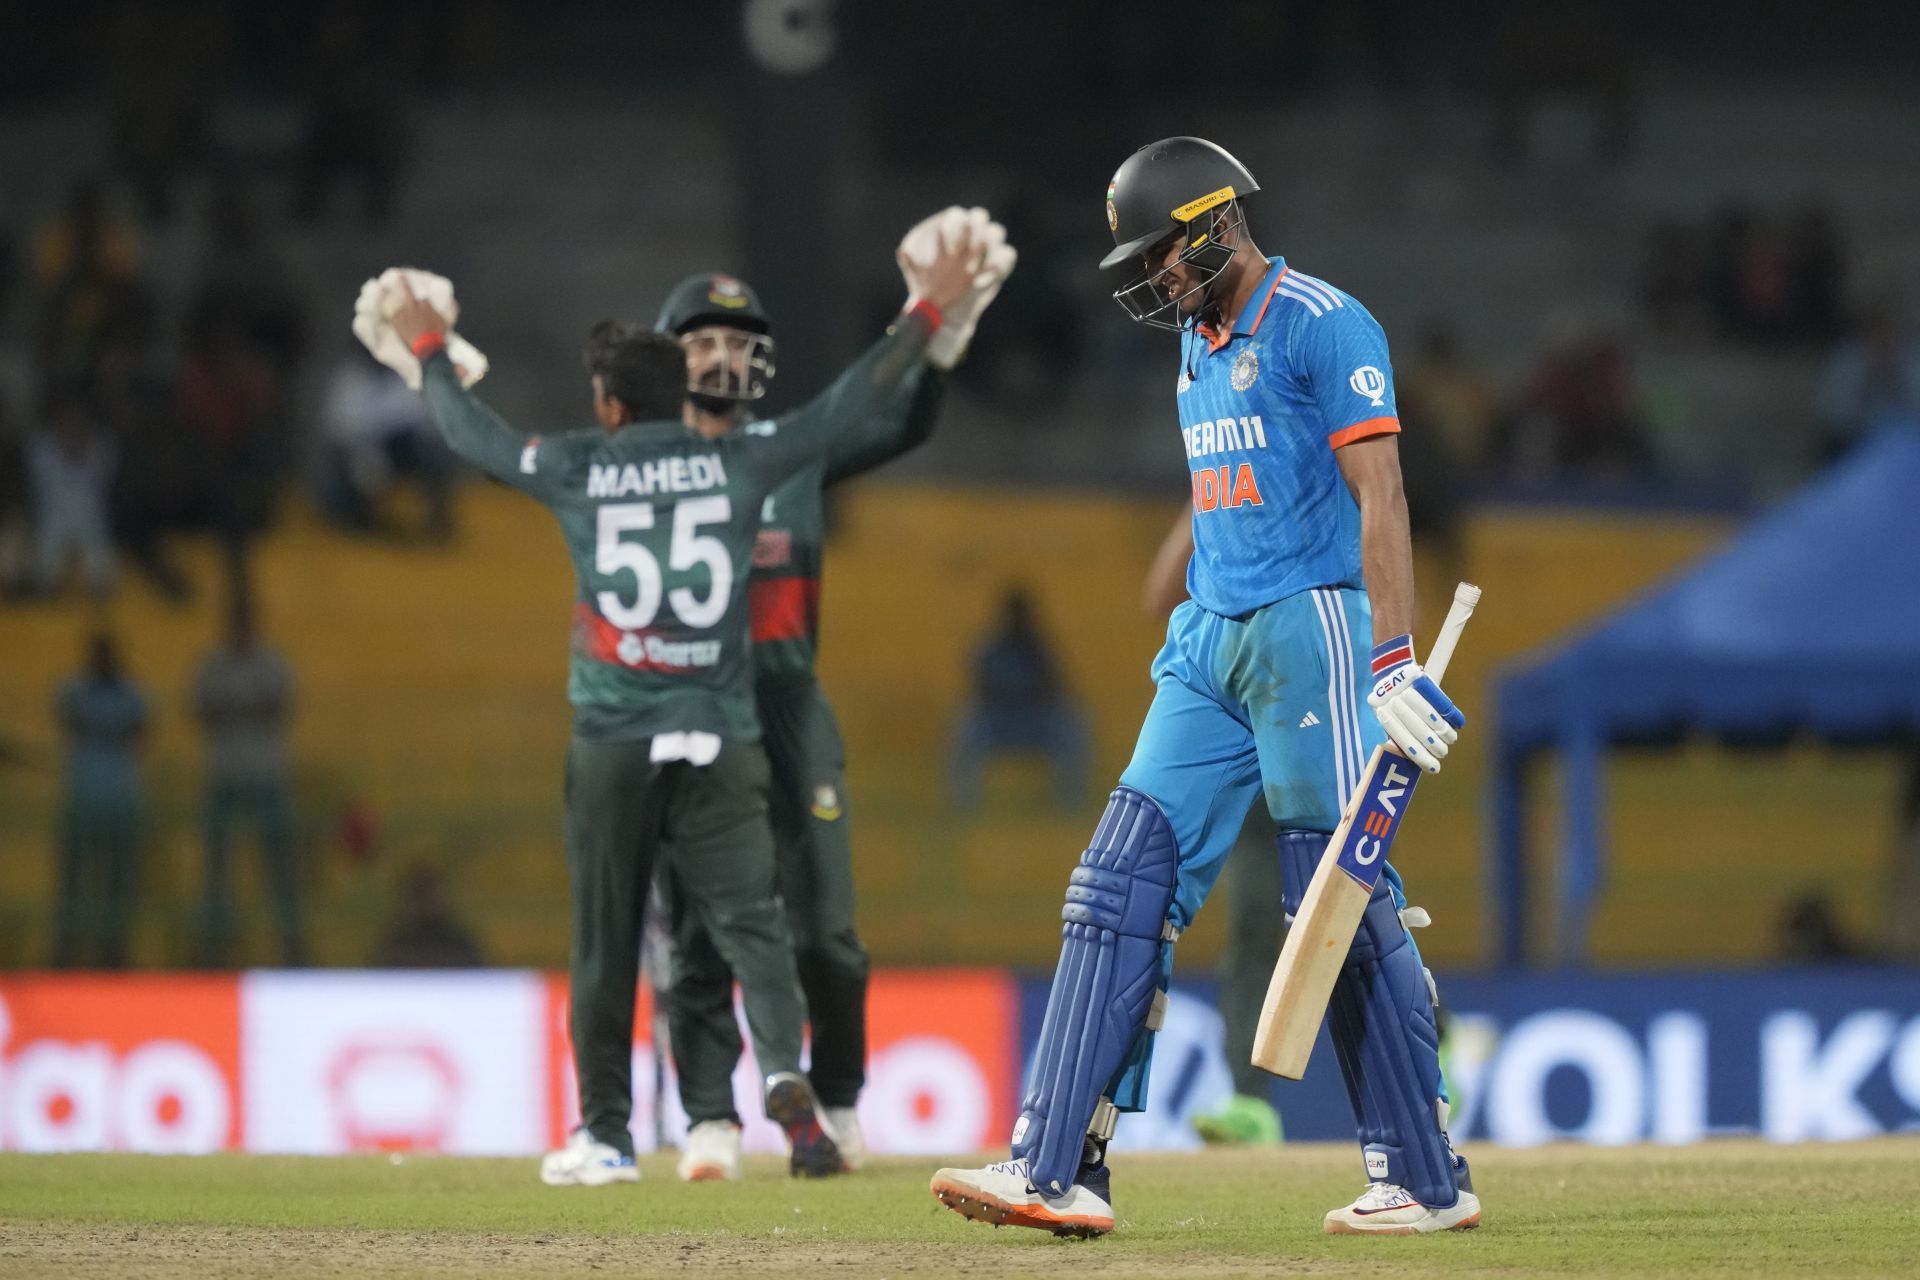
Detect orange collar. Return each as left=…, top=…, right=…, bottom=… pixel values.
left=1197, top=264, right=1290, bottom=354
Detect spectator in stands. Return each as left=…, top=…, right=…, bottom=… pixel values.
left=1640, top=220, right=1708, bottom=336
left=104, top=5, right=217, bottom=224
left=0, top=209, right=18, bottom=322
left=1886, top=749, right=1920, bottom=963
left=52, top=631, right=149, bottom=968
left=97, top=326, right=198, bottom=603
left=0, top=390, right=31, bottom=595
left=194, top=577, right=303, bottom=967
left=1703, top=202, right=1850, bottom=347
left=1777, top=891, right=1862, bottom=963
left=1396, top=326, right=1487, bottom=579
left=1787, top=206, right=1847, bottom=345
left=371, top=864, right=488, bottom=968
left=1729, top=221, right=1799, bottom=344
left=1399, top=325, right=1502, bottom=469
left=1814, top=300, right=1920, bottom=460
left=193, top=179, right=308, bottom=377
left=1701, top=202, right=1758, bottom=339
left=25, top=382, right=118, bottom=597
left=1489, top=2, right=1632, bottom=167
left=174, top=312, right=286, bottom=574
left=951, top=197, right=1083, bottom=409
left=31, top=179, right=145, bottom=381
left=1508, top=314, right=1655, bottom=478
left=291, top=1, right=409, bottom=223
left=949, top=587, right=1090, bottom=812
left=316, top=348, right=456, bottom=542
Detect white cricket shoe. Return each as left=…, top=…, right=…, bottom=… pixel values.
left=930, top=1157, right=1115, bottom=1238
left=820, top=1106, right=865, bottom=1171
left=1323, top=1182, right=1481, bottom=1235
left=539, top=1129, right=638, bottom=1186
left=677, top=1120, right=743, bottom=1182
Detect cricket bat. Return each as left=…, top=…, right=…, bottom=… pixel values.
left=1249, top=581, right=1481, bottom=1079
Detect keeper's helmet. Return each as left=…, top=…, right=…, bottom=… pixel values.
left=656, top=273, right=777, bottom=405
left=1099, top=136, right=1260, bottom=330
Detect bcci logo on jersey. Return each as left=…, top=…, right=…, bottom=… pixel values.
left=1230, top=348, right=1259, bottom=392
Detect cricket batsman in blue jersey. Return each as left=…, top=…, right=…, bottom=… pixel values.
left=931, top=137, right=1480, bottom=1237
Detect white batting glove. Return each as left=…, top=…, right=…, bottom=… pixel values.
left=351, top=268, right=491, bottom=390
left=899, top=206, right=1017, bottom=371
left=1366, top=633, right=1466, bottom=775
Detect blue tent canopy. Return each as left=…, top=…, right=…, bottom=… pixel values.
left=1488, top=426, right=1920, bottom=967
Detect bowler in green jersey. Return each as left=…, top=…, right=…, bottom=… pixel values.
left=384, top=230, right=986, bottom=1183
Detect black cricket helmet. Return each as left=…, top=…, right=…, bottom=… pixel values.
left=656, top=272, right=777, bottom=404
left=1100, top=136, right=1260, bottom=330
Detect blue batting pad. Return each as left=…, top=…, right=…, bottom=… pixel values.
left=1012, top=787, right=1179, bottom=1197
left=1277, top=829, right=1464, bottom=1209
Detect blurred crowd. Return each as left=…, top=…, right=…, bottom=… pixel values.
left=3, top=0, right=1916, bottom=974
left=0, top=2, right=454, bottom=609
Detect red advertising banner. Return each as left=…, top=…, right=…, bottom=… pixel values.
left=0, top=969, right=1017, bottom=1157
left=0, top=975, right=242, bottom=1153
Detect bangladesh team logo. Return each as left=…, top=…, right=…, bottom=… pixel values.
left=706, top=275, right=750, bottom=308
left=1106, top=181, right=1118, bottom=232
left=1230, top=348, right=1259, bottom=391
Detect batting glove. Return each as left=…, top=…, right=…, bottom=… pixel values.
left=1366, top=634, right=1465, bottom=774
left=899, top=206, right=1018, bottom=370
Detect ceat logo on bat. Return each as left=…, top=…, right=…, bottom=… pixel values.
left=1336, top=758, right=1419, bottom=889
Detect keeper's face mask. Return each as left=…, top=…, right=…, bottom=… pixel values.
left=1112, top=202, right=1243, bottom=331
left=680, top=324, right=776, bottom=404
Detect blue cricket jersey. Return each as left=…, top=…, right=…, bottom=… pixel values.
left=1176, top=256, right=1400, bottom=617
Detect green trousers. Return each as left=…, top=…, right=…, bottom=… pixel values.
left=665, top=679, right=871, bottom=1125
left=565, top=735, right=807, bottom=1155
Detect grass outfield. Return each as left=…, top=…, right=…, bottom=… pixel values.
left=3, top=1139, right=1918, bottom=1278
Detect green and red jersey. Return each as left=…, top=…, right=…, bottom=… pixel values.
left=417, top=317, right=933, bottom=742
left=746, top=371, right=945, bottom=688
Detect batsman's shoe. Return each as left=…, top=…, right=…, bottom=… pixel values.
left=765, top=1072, right=848, bottom=1178
left=1192, top=1093, right=1284, bottom=1146
left=821, top=1106, right=866, bottom=1171
left=1323, top=1183, right=1481, bottom=1235
left=539, top=1129, right=638, bottom=1187
left=930, top=1157, right=1115, bottom=1238
left=677, top=1119, right=742, bottom=1183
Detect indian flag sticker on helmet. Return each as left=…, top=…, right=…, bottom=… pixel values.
left=707, top=275, right=750, bottom=308
left=1106, top=181, right=1118, bottom=232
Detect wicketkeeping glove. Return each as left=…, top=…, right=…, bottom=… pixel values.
left=1366, top=633, right=1466, bottom=775
left=898, top=206, right=1018, bottom=371
left=351, top=267, right=491, bottom=391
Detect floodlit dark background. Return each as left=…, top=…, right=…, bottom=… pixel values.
left=3, top=0, right=1918, bottom=978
